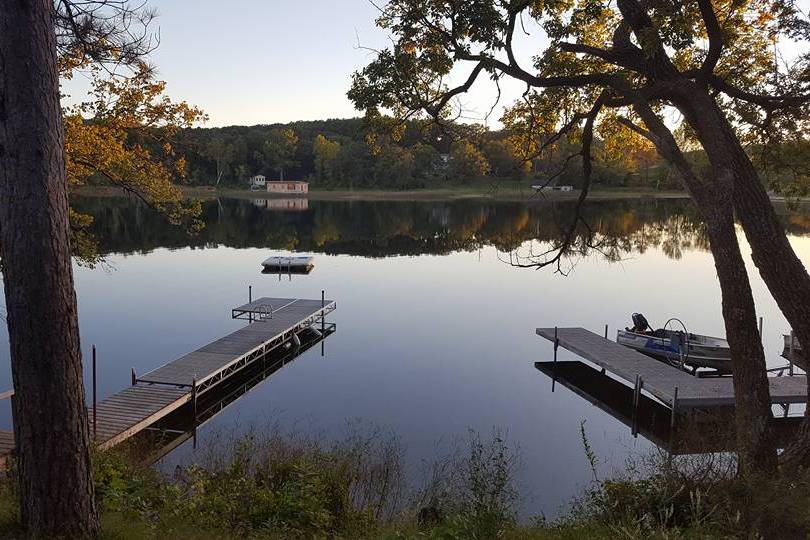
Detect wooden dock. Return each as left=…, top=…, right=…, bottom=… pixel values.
left=0, top=296, right=335, bottom=461
left=537, top=327, right=808, bottom=408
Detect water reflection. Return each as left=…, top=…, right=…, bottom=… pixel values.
left=3, top=195, right=808, bottom=518
left=534, top=361, right=803, bottom=455
left=71, top=196, right=810, bottom=264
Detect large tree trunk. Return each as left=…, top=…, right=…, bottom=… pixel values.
left=675, top=86, right=810, bottom=466
left=627, top=98, right=777, bottom=473
left=0, top=1, right=99, bottom=536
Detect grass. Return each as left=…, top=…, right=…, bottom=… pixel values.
left=0, top=424, right=808, bottom=538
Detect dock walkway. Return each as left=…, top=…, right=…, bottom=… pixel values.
left=1, top=297, right=335, bottom=461
left=537, top=327, right=807, bottom=408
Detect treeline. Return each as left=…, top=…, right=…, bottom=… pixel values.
left=72, top=196, right=718, bottom=259
left=175, top=117, right=673, bottom=190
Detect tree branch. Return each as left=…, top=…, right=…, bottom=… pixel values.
left=696, top=0, right=723, bottom=74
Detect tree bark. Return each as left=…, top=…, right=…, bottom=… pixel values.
left=0, top=1, right=99, bottom=536
left=669, top=85, right=810, bottom=466
left=626, top=97, right=777, bottom=473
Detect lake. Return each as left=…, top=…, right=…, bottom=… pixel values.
left=1, top=195, right=809, bottom=517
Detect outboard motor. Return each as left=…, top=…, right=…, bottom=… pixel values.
left=631, top=312, right=650, bottom=333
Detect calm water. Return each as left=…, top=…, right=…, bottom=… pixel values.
left=2, top=196, right=809, bottom=516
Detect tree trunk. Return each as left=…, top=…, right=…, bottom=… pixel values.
left=674, top=86, right=810, bottom=466
left=0, top=1, right=99, bottom=536
left=702, top=210, right=778, bottom=473
left=627, top=97, right=777, bottom=473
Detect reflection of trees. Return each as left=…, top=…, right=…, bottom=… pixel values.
left=71, top=196, right=808, bottom=260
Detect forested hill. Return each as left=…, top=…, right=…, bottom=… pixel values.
left=173, top=117, right=671, bottom=190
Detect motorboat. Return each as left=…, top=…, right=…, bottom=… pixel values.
left=616, top=313, right=731, bottom=372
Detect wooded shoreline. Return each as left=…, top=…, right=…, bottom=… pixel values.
left=74, top=184, right=693, bottom=202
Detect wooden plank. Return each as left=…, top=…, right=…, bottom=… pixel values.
left=537, top=327, right=808, bottom=407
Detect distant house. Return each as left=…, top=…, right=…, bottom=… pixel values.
left=249, top=175, right=266, bottom=190
left=267, top=181, right=309, bottom=195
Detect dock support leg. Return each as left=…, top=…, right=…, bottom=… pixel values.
left=670, top=386, right=679, bottom=432
left=552, top=327, right=559, bottom=392
left=92, top=345, right=97, bottom=441
left=131, top=367, right=136, bottom=386
left=631, top=375, right=643, bottom=437
left=321, top=290, right=326, bottom=357
left=192, top=377, right=198, bottom=449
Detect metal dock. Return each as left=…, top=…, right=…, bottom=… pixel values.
left=537, top=327, right=808, bottom=409
left=0, top=296, right=335, bottom=461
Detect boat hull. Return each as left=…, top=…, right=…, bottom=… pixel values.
left=617, top=330, right=731, bottom=372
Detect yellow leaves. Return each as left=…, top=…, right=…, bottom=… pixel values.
left=596, top=114, right=657, bottom=172
left=63, top=63, right=205, bottom=233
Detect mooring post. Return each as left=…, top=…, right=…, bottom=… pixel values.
left=758, top=316, right=763, bottom=338
left=131, top=367, right=136, bottom=386
left=92, top=345, right=97, bottom=440
left=249, top=285, right=252, bottom=304
left=604, top=324, right=608, bottom=339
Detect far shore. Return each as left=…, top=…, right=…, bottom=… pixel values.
left=74, top=184, right=693, bottom=202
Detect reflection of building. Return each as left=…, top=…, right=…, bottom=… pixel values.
left=267, top=181, right=308, bottom=194
left=249, top=198, right=309, bottom=212
left=249, top=175, right=266, bottom=190
left=268, top=198, right=309, bottom=211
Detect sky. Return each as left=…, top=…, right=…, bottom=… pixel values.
left=61, top=0, right=529, bottom=128
left=60, top=0, right=810, bottom=129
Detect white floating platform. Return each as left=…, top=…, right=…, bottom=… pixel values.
left=261, top=256, right=314, bottom=273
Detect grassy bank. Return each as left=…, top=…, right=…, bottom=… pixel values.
left=1, top=425, right=807, bottom=539
left=73, top=184, right=691, bottom=203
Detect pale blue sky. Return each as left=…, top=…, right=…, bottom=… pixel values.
left=61, top=0, right=810, bottom=128
left=63, top=0, right=528, bottom=127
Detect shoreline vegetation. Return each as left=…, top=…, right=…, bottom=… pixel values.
left=75, top=184, right=692, bottom=203
left=1, top=424, right=804, bottom=539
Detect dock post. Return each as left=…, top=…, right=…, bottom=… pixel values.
left=789, top=331, right=795, bottom=375
left=758, top=316, right=763, bottom=338
left=92, top=345, right=97, bottom=440
left=131, top=367, right=136, bottom=386
left=604, top=324, right=608, bottom=339
left=631, top=375, right=641, bottom=437
left=670, top=386, right=679, bottom=431
left=192, top=377, right=198, bottom=420
left=249, top=285, right=252, bottom=304
left=552, top=327, right=559, bottom=392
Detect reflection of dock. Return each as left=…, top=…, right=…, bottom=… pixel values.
left=0, top=297, right=335, bottom=463
left=537, top=327, right=807, bottom=409
left=141, top=323, right=335, bottom=464
left=535, top=360, right=803, bottom=454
